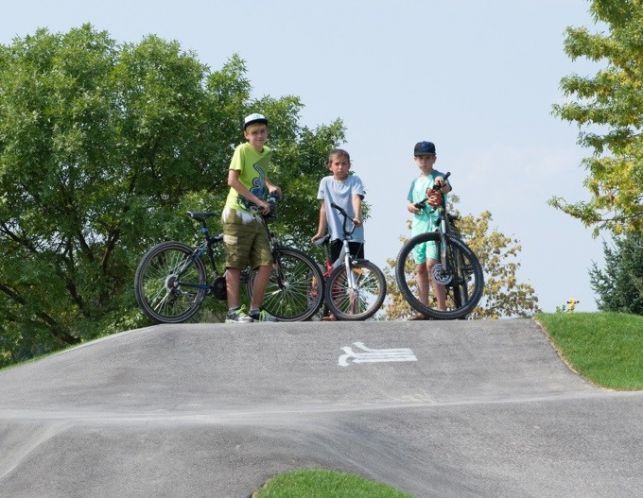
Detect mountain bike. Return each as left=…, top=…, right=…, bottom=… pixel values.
left=394, top=173, right=484, bottom=319
left=313, top=203, right=387, bottom=320
left=134, top=208, right=324, bottom=323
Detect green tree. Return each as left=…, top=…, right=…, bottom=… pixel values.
left=0, top=25, right=344, bottom=366
left=551, top=0, right=643, bottom=234
left=590, top=232, right=643, bottom=314
left=384, top=209, right=540, bottom=320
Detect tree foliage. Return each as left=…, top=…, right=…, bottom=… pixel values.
left=590, top=232, right=643, bottom=314
left=551, top=0, right=643, bottom=234
left=384, top=208, right=540, bottom=320
left=0, top=25, right=344, bottom=366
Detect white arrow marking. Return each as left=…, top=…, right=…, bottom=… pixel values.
left=338, top=341, right=417, bottom=367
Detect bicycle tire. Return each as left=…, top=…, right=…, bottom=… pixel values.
left=248, top=247, right=324, bottom=322
left=395, top=232, right=483, bottom=320
left=324, top=259, right=387, bottom=321
left=134, top=241, right=207, bottom=323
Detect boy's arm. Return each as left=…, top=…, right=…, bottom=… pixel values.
left=265, top=176, right=282, bottom=198
left=352, top=194, right=363, bottom=225
left=312, top=201, right=327, bottom=241
left=227, top=169, right=270, bottom=214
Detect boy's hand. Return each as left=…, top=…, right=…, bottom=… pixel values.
left=434, top=176, right=450, bottom=193
left=311, top=232, right=324, bottom=242
left=352, top=217, right=362, bottom=226
left=408, top=203, right=421, bottom=214
left=257, top=200, right=271, bottom=215
left=427, top=191, right=443, bottom=208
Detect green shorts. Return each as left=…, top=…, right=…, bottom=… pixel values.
left=412, top=240, right=438, bottom=265
left=222, top=209, right=272, bottom=269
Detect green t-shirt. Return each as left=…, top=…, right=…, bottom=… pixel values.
left=224, top=142, right=273, bottom=212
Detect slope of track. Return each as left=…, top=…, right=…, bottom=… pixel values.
left=1, top=320, right=641, bottom=497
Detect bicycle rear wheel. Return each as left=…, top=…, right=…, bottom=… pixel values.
left=249, top=247, right=324, bottom=322
left=325, top=260, right=387, bottom=321
left=134, top=241, right=207, bottom=323
left=395, top=232, right=483, bottom=320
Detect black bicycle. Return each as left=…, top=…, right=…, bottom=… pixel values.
left=313, top=203, right=387, bottom=320
left=134, top=209, right=324, bottom=323
left=395, top=173, right=484, bottom=319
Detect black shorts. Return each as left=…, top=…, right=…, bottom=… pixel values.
left=330, top=239, right=364, bottom=263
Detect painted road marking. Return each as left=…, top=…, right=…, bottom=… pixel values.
left=338, top=342, right=417, bottom=367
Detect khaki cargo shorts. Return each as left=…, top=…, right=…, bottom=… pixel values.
left=222, top=208, right=272, bottom=269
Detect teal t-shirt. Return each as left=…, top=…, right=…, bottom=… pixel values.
left=224, top=142, right=273, bottom=212
left=407, top=170, right=448, bottom=236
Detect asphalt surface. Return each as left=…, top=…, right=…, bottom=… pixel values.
left=0, top=320, right=641, bottom=497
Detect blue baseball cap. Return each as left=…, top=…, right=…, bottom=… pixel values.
left=414, top=141, right=436, bottom=156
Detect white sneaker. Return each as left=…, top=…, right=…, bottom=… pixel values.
left=225, top=306, right=253, bottom=323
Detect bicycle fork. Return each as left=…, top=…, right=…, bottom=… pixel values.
left=341, top=241, right=358, bottom=290
left=438, top=216, right=449, bottom=270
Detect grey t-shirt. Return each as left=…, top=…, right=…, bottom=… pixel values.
left=317, top=175, right=366, bottom=242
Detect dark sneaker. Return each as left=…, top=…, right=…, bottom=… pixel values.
left=225, top=306, right=253, bottom=323
left=249, top=309, right=277, bottom=322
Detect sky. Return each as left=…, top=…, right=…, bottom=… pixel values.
left=1, top=0, right=609, bottom=313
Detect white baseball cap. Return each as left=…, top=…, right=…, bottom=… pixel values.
left=243, top=113, right=268, bottom=129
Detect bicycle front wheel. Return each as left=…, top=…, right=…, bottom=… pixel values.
left=134, top=241, right=207, bottom=323
left=250, top=247, right=324, bottom=322
left=395, top=232, right=483, bottom=320
left=325, top=260, right=387, bottom=321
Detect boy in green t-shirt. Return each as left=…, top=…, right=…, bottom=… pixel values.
left=406, top=141, right=451, bottom=318
left=222, top=113, right=282, bottom=323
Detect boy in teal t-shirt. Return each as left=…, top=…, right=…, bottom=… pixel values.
left=406, top=141, right=451, bottom=317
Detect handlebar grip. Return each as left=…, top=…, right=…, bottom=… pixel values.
left=430, top=171, right=451, bottom=192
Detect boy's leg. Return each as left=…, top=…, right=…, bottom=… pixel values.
left=412, top=241, right=429, bottom=306
left=415, top=263, right=430, bottom=306
left=249, top=264, right=271, bottom=310
left=225, top=267, right=242, bottom=309
left=247, top=218, right=275, bottom=321
left=223, top=209, right=254, bottom=322
left=225, top=267, right=252, bottom=322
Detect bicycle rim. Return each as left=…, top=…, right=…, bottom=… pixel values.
left=325, top=260, right=387, bottom=320
left=252, top=247, right=324, bottom=322
left=134, top=241, right=207, bottom=323
left=395, top=232, right=483, bottom=320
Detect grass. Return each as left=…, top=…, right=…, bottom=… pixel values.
left=253, top=469, right=414, bottom=498
left=537, top=311, right=643, bottom=390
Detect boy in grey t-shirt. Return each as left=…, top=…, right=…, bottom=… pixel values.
left=311, top=148, right=366, bottom=262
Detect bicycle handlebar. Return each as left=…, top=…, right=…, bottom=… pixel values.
left=414, top=172, right=451, bottom=209
left=330, top=202, right=358, bottom=237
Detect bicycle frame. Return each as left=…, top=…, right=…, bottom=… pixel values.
left=321, top=203, right=364, bottom=289
left=314, top=203, right=386, bottom=321
left=135, top=207, right=325, bottom=323
left=183, top=214, right=225, bottom=293
left=414, top=173, right=455, bottom=277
